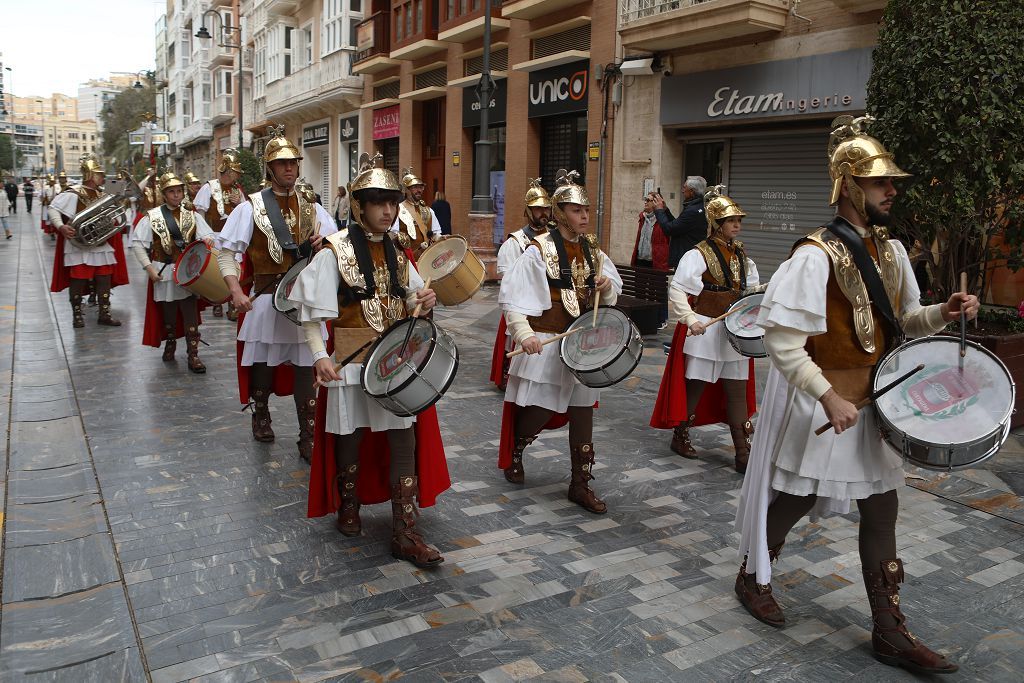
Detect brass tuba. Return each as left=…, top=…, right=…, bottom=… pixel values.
left=69, top=170, right=140, bottom=248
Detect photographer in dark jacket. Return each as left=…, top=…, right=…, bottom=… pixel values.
left=653, top=175, right=707, bottom=269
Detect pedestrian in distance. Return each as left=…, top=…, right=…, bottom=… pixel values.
left=653, top=175, right=707, bottom=269
left=431, top=191, right=452, bottom=236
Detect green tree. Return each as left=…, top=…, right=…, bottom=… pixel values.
left=236, top=148, right=263, bottom=195
left=867, top=0, right=1024, bottom=301
left=100, top=76, right=157, bottom=171
left=0, top=133, right=23, bottom=173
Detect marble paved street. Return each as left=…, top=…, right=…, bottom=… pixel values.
left=2, top=209, right=1024, bottom=682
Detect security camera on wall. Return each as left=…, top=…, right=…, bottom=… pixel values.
left=658, top=56, right=673, bottom=77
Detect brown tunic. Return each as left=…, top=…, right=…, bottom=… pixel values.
left=692, top=237, right=745, bottom=318
left=528, top=239, right=590, bottom=334
left=249, top=193, right=302, bottom=280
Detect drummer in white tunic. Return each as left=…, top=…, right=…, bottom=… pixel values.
left=734, top=116, right=977, bottom=674
left=288, top=153, right=447, bottom=568
left=650, top=186, right=758, bottom=473
left=131, top=172, right=215, bottom=373
left=215, top=125, right=336, bottom=462
left=497, top=169, right=622, bottom=514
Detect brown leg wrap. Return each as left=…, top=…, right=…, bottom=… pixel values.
left=95, top=276, right=120, bottom=326
left=293, top=367, right=315, bottom=462
left=735, top=543, right=786, bottom=627
left=185, top=326, right=205, bottom=373
left=162, top=323, right=176, bottom=361
left=863, top=559, right=957, bottom=674
left=69, top=290, right=85, bottom=328
left=250, top=388, right=274, bottom=442
left=390, top=475, right=443, bottom=568
left=567, top=443, right=607, bottom=514
left=212, top=304, right=223, bottom=318
left=504, top=435, right=535, bottom=484
left=729, top=420, right=754, bottom=474
left=671, top=417, right=698, bottom=458
left=333, top=430, right=364, bottom=535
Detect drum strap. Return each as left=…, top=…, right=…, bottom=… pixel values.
left=159, top=205, right=186, bottom=250
left=706, top=239, right=746, bottom=290
left=826, top=217, right=903, bottom=341
left=548, top=229, right=596, bottom=290
left=343, top=228, right=406, bottom=305
left=260, top=188, right=312, bottom=260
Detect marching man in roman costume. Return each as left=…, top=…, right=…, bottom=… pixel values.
left=390, top=167, right=441, bottom=260
left=41, top=174, right=57, bottom=239
left=48, top=153, right=128, bottom=328
left=288, top=153, right=450, bottom=568
left=216, top=125, right=336, bottom=462
left=496, top=170, right=622, bottom=514
left=131, top=171, right=215, bottom=372
left=194, top=150, right=248, bottom=318
left=183, top=169, right=203, bottom=207
left=489, top=179, right=552, bottom=390
left=734, top=116, right=978, bottom=674
left=650, top=186, right=758, bottom=474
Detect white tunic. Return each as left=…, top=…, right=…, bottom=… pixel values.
left=49, top=189, right=116, bottom=267
left=216, top=198, right=338, bottom=367
left=131, top=211, right=215, bottom=303
left=498, top=242, right=623, bottom=413
left=287, top=242, right=425, bottom=435
left=669, top=247, right=760, bottom=383
left=390, top=204, right=441, bottom=239
left=736, top=236, right=947, bottom=584
left=191, top=182, right=213, bottom=213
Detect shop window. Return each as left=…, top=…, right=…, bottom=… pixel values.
left=539, top=115, right=587, bottom=195
left=684, top=141, right=727, bottom=187
left=378, top=138, right=400, bottom=176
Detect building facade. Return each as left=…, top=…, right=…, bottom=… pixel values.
left=3, top=93, right=100, bottom=177
left=77, top=75, right=136, bottom=135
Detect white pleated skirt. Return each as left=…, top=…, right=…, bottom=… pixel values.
left=504, top=331, right=600, bottom=413
left=321, top=363, right=416, bottom=435
left=238, top=294, right=323, bottom=367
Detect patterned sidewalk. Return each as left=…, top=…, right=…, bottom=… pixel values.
left=2, top=209, right=1024, bottom=682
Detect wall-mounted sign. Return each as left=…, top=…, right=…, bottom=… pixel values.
left=129, top=131, right=171, bottom=145
left=372, top=105, right=400, bottom=140
left=660, top=48, right=872, bottom=126
left=452, top=151, right=461, bottom=167
left=339, top=114, right=359, bottom=143
left=528, top=60, right=589, bottom=118
left=462, top=77, right=507, bottom=128
left=302, top=122, right=329, bottom=147
left=356, top=21, right=375, bottom=52
left=588, top=142, right=600, bottom=161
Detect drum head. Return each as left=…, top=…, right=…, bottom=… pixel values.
left=273, top=260, right=307, bottom=314
left=362, top=318, right=435, bottom=395
left=725, top=292, right=765, bottom=339
left=174, top=242, right=209, bottom=286
left=561, top=308, right=634, bottom=372
left=875, top=337, right=1014, bottom=448
left=418, top=236, right=468, bottom=279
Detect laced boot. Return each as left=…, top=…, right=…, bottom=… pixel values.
left=212, top=304, right=224, bottom=318
left=87, top=290, right=97, bottom=306
left=735, top=543, right=786, bottom=627
left=863, top=559, right=958, bottom=674
left=295, top=397, right=316, bottom=463
left=390, top=476, right=443, bottom=568
left=226, top=303, right=238, bottom=322
left=250, top=389, right=275, bottom=442
left=567, top=443, right=607, bottom=514
left=186, top=327, right=206, bottom=373
left=671, top=415, right=698, bottom=458
left=96, top=292, right=121, bottom=326
left=730, top=419, right=754, bottom=474
left=70, top=293, right=85, bottom=329
left=503, top=435, right=535, bottom=484
left=161, top=325, right=176, bottom=361
left=334, top=463, right=361, bottom=536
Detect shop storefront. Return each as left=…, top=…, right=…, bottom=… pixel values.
left=339, top=113, right=359, bottom=188
left=660, top=48, right=873, bottom=275
left=372, top=105, right=400, bottom=177
left=301, top=120, right=330, bottom=202
left=463, top=77, right=508, bottom=243
left=529, top=61, right=590, bottom=195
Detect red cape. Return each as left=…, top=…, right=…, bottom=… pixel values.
left=141, top=281, right=203, bottom=347
left=649, top=322, right=757, bottom=429
left=489, top=315, right=511, bottom=389
left=306, top=386, right=451, bottom=516
left=42, top=216, right=54, bottom=234
left=50, top=233, right=131, bottom=293
left=234, top=257, right=294, bottom=403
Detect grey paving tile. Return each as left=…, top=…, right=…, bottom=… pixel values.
left=3, top=533, right=120, bottom=602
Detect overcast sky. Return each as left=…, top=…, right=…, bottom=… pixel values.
left=1, top=1, right=161, bottom=98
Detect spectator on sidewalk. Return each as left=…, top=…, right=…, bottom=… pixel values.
left=4, top=177, right=17, bottom=214
left=1, top=182, right=11, bottom=238
left=632, top=193, right=670, bottom=328
left=653, top=175, right=707, bottom=269
left=332, top=185, right=349, bottom=227
left=432, top=191, right=452, bottom=236
left=23, top=178, right=35, bottom=213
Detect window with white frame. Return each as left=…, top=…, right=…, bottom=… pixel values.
left=322, top=0, right=363, bottom=56
left=302, top=24, right=313, bottom=68
left=215, top=69, right=233, bottom=97
left=267, top=23, right=295, bottom=82
left=254, top=32, right=266, bottom=97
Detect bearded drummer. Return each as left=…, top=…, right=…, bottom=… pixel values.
left=649, top=186, right=758, bottom=474
left=733, top=116, right=978, bottom=674
left=496, top=169, right=622, bottom=514
left=215, top=125, right=336, bottom=463
left=390, top=167, right=441, bottom=260
left=131, top=172, right=215, bottom=373
left=287, top=154, right=449, bottom=568
left=194, top=150, right=249, bottom=319
left=489, top=179, right=552, bottom=390
left=47, top=153, right=128, bottom=329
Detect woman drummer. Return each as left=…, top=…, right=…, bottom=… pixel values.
left=650, top=185, right=758, bottom=473
left=496, top=169, right=622, bottom=514
left=287, top=154, right=450, bottom=569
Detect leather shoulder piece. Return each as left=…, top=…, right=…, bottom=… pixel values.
left=298, top=194, right=316, bottom=242
left=534, top=232, right=560, bottom=281
left=876, top=238, right=902, bottom=314
left=249, top=191, right=283, bottom=264
left=803, top=228, right=875, bottom=354
left=695, top=240, right=724, bottom=285
left=147, top=207, right=172, bottom=252
left=326, top=230, right=365, bottom=290
left=179, top=208, right=197, bottom=242
left=507, top=229, right=530, bottom=252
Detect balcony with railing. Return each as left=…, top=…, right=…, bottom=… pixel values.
left=211, top=93, right=234, bottom=125
left=438, top=0, right=510, bottom=43
left=265, top=0, right=301, bottom=16
left=265, top=50, right=362, bottom=119
left=391, top=0, right=446, bottom=61
left=176, top=114, right=214, bottom=148
left=353, top=11, right=401, bottom=75
left=211, top=40, right=236, bottom=65
left=618, top=0, right=790, bottom=51
left=502, top=0, right=588, bottom=20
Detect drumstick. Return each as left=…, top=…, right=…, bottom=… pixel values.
left=398, top=277, right=432, bottom=361
left=959, top=272, right=968, bottom=371
left=685, top=306, right=743, bottom=336
left=813, top=364, right=925, bottom=436
left=506, top=326, right=587, bottom=358
left=331, top=337, right=377, bottom=373
left=157, top=262, right=170, bottom=277
left=592, top=254, right=604, bottom=327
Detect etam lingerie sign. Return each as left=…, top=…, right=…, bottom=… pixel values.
left=528, top=60, right=589, bottom=118
left=660, top=48, right=872, bottom=126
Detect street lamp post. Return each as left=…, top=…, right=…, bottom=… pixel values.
left=36, top=99, right=47, bottom=176
left=195, top=10, right=244, bottom=150
left=471, top=0, right=495, bottom=214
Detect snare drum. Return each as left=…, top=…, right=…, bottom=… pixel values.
left=272, top=260, right=308, bottom=326
left=173, top=241, right=231, bottom=304
left=724, top=292, right=767, bottom=358
left=560, top=307, right=643, bottom=388
left=416, top=236, right=485, bottom=306
left=873, top=336, right=1015, bottom=470
left=360, top=317, right=459, bottom=417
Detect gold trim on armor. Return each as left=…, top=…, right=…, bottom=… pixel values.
left=148, top=206, right=196, bottom=254
left=250, top=191, right=316, bottom=265
left=534, top=232, right=594, bottom=318
left=325, top=230, right=409, bottom=333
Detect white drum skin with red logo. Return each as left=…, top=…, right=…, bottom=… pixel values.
left=724, top=291, right=767, bottom=358
left=416, top=235, right=485, bottom=306
left=272, top=260, right=308, bottom=326
left=559, top=307, right=643, bottom=388
left=173, top=241, right=231, bottom=304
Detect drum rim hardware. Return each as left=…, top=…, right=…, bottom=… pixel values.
left=559, top=306, right=643, bottom=389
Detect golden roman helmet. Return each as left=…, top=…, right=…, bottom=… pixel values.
left=524, top=177, right=552, bottom=208
left=704, top=185, right=746, bottom=233
left=79, top=152, right=105, bottom=178
left=828, top=114, right=910, bottom=219
left=218, top=148, right=243, bottom=174
left=46, top=173, right=56, bottom=185
left=158, top=171, right=185, bottom=193
left=57, top=170, right=68, bottom=184
left=183, top=169, right=201, bottom=184
left=263, top=124, right=303, bottom=163
left=551, top=169, right=588, bottom=227
left=400, top=166, right=424, bottom=189
left=348, top=152, right=402, bottom=226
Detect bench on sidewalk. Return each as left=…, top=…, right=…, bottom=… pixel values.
left=614, top=264, right=669, bottom=336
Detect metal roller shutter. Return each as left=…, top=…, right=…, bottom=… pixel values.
left=728, top=133, right=834, bottom=278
